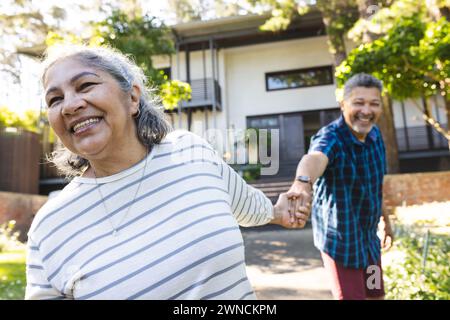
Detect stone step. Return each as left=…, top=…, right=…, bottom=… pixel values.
left=249, top=181, right=293, bottom=188
left=249, top=179, right=294, bottom=204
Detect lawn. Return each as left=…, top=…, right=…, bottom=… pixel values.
left=0, top=250, right=26, bottom=300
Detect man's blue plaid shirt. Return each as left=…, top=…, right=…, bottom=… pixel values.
left=309, top=115, right=386, bottom=269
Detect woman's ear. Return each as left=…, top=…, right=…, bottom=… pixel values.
left=339, top=100, right=345, bottom=112
left=130, top=84, right=141, bottom=115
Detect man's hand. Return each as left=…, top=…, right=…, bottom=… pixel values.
left=379, top=217, right=394, bottom=251
left=286, top=180, right=312, bottom=223
left=271, top=192, right=310, bottom=229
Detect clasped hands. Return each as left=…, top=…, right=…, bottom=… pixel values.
left=271, top=182, right=313, bottom=229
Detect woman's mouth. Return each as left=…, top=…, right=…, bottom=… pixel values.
left=71, top=117, right=103, bottom=135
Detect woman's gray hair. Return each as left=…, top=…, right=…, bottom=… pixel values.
left=41, top=44, right=172, bottom=178
left=343, top=73, right=383, bottom=101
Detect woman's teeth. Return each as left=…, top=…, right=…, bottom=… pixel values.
left=73, top=118, right=101, bottom=133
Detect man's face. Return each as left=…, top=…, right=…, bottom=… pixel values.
left=341, top=86, right=382, bottom=142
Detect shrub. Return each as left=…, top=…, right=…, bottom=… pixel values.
left=384, top=226, right=450, bottom=300
left=0, top=221, right=25, bottom=253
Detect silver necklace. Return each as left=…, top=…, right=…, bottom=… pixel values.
left=92, top=149, right=149, bottom=237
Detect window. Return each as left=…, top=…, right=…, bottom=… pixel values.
left=265, top=66, right=333, bottom=91
left=248, top=116, right=279, bottom=129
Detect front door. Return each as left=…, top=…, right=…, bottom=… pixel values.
left=247, top=112, right=304, bottom=177
left=279, top=113, right=304, bottom=163
left=247, top=109, right=341, bottom=178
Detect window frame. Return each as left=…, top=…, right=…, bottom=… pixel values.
left=265, top=65, right=334, bottom=92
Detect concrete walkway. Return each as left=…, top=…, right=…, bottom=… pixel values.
left=242, top=225, right=333, bottom=300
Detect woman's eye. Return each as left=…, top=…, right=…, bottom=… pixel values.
left=48, top=97, right=62, bottom=107
left=80, top=82, right=96, bottom=91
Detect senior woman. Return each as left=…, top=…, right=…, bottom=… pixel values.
left=25, top=45, right=310, bottom=300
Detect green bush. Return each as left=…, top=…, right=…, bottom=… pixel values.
left=385, top=226, right=450, bottom=300
left=0, top=221, right=24, bottom=253
left=230, top=164, right=262, bottom=182
left=0, top=106, right=40, bottom=133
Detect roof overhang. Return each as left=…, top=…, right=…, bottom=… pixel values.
left=172, top=9, right=326, bottom=50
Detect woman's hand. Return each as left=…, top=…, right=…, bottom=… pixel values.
left=271, top=193, right=311, bottom=229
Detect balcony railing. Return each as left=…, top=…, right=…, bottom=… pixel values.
left=397, top=125, right=449, bottom=158
left=178, top=78, right=222, bottom=111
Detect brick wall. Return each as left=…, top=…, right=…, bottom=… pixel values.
left=0, top=191, right=47, bottom=242
left=383, top=170, right=450, bottom=213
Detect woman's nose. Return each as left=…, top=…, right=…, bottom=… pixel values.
left=62, top=94, right=87, bottom=115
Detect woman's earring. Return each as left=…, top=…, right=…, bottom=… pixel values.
left=133, top=108, right=141, bottom=118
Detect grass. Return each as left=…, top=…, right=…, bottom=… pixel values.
left=0, top=249, right=26, bottom=300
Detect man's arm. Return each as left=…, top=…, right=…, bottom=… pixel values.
left=284, top=151, right=329, bottom=225
left=288, top=151, right=329, bottom=198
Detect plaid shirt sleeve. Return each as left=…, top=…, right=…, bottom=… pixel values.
left=307, top=128, right=338, bottom=164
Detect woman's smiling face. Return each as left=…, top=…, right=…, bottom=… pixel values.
left=44, top=57, right=139, bottom=159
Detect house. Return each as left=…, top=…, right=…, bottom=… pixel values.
left=151, top=10, right=449, bottom=181
left=37, top=10, right=449, bottom=194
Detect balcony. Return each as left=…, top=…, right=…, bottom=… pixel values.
left=397, top=125, right=449, bottom=159
left=167, top=78, right=222, bottom=112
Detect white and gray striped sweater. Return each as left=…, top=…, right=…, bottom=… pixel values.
left=25, top=131, right=273, bottom=300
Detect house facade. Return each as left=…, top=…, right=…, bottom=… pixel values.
left=36, top=10, right=449, bottom=194
left=151, top=11, right=449, bottom=180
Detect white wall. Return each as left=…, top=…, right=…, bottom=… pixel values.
left=154, top=36, right=339, bottom=133
left=224, top=36, right=338, bottom=130
left=152, top=37, right=448, bottom=136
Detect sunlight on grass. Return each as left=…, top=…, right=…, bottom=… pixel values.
left=0, top=249, right=26, bottom=300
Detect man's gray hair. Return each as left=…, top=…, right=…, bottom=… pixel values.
left=343, top=73, right=383, bottom=100
left=41, top=44, right=172, bottom=178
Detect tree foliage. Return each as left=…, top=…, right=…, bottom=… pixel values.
left=92, top=10, right=174, bottom=86
left=336, top=10, right=449, bottom=140
left=0, top=0, right=50, bottom=80
left=0, top=105, right=40, bottom=133
left=335, top=15, right=449, bottom=103
left=45, top=9, right=192, bottom=111
left=247, top=0, right=359, bottom=66
left=167, top=0, right=246, bottom=23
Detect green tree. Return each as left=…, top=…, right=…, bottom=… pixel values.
left=167, top=0, right=246, bottom=23
left=92, top=10, right=191, bottom=110
left=0, top=105, right=40, bottom=133
left=0, top=0, right=50, bottom=80
left=247, top=0, right=359, bottom=66
left=0, top=0, right=108, bottom=75
left=93, top=10, right=174, bottom=87
left=168, top=0, right=202, bottom=23
left=336, top=14, right=450, bottom=146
